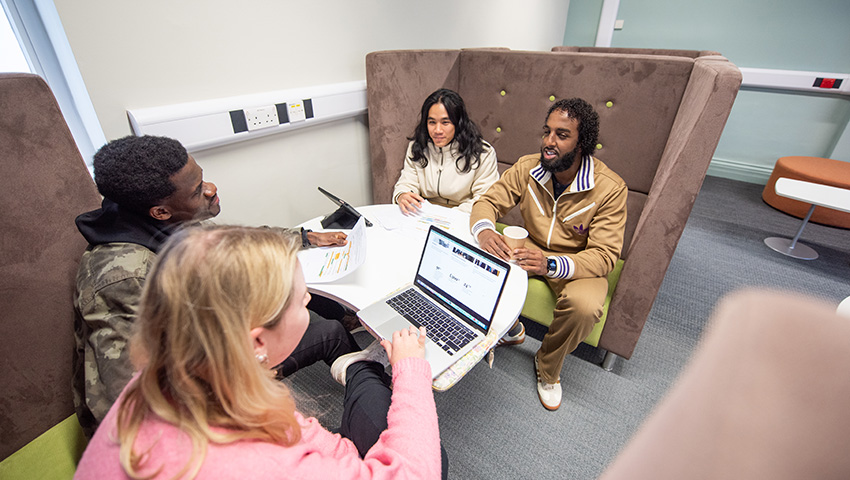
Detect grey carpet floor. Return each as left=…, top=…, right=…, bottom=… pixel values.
left=286, top=175, right=849, bottom=479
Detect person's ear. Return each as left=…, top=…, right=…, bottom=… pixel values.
left=249, top=326, right=266, bottom=355
left=250, top=326, right=270, bottom=365
left=149, top=205, right=172, bottom=221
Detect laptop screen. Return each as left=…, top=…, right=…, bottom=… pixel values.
left=414, top=226, right=510, bottom=333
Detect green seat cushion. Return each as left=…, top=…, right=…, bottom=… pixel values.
left=0, top=414, right=88, bottom=480
left=495, top=222, right=623, bottom=347
left=521, top=259, right=623, bottom=347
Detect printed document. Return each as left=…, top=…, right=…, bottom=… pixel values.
left=298, top=216, right=367, bottom=283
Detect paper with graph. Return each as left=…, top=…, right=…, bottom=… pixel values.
left=298, top=216, right=367, bottom=283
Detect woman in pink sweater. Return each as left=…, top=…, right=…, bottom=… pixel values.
left=74, top=225, right=444, bottom=479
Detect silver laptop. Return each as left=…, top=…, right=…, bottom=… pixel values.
left=358, top=226, right=511, bottom=379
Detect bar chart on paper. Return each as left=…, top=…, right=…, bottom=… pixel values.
left=319, top=245, right=352, bottom=277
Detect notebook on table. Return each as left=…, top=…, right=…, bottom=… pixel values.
left=357, top=226, right=511, bottom=379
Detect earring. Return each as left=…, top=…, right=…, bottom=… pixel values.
left=256, top=353, right=269, bottom=365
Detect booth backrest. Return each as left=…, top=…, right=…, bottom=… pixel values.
left=0, top=73, right=101, bottom=461
left=552, top=46, right=721, bottom=58
left=366, top=48, right=741, bottom=359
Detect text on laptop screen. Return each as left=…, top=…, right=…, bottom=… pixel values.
left=414, top=228, right=508, bottom=331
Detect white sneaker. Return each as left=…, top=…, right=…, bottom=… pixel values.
left=496, top=321, right=526, bottom=347
left=534, top=355, right=562, bottom=411
left=330, top=340, right=389, bottom=386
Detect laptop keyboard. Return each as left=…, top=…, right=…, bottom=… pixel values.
left=386, top=288, right=477, bottom=355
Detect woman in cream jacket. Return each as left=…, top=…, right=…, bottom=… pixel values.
left=393, top=89, right=498, bottom=214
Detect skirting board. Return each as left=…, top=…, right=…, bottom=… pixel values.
left=707, top=157, right=773, bottom=185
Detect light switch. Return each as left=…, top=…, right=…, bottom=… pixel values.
left=288, top=102, right=307, bottom=123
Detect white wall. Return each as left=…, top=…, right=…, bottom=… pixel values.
left=53, top=0, right=569, bottom=227
left=564, top=0, right=850, bottom=184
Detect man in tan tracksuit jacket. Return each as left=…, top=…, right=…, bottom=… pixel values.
left=470, top=98, right=627, bottom=410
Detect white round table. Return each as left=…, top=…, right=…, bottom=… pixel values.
left=298, top=204, right=528, bottom=390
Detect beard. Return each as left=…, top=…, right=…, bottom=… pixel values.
left=540, top=146, right=579, bottom=173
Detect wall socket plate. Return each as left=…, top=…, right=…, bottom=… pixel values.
left=127, top=80, right=366, bottom=152
left=244, top=105, right=279, bottom=131
left=288, top=102, right=307, bottom=123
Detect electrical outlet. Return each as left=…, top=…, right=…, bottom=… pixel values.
left=288, top=102, right=307, bottom=123
left=244, top=105, right=279, bottom=131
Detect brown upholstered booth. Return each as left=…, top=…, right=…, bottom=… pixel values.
left=0, top=73, right=101, bottom=474
left=366, top=47, right=741, bottom=366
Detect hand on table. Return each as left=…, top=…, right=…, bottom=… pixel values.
left=397, top=192, right=424, bottom=215
left=308, top=231, right=348, bottom=247
left=381, top=326, right=427, bottom=366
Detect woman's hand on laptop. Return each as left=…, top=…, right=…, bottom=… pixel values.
left=381, top=326, right=427, bottom=366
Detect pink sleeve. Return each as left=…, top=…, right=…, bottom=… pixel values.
left=292, top=358, right=441, bottom=479
left=361, top=357, right=442, bottom=479
left=296, top=413, right=361, bottom=460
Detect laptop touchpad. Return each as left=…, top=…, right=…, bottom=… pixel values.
left=381, top=317, right=415, bottom=338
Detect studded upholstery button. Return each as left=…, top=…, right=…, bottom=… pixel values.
left=496, top=127, right=502, bottom=133
left=549, top=95, right=555, bottom=101
left=500, top=90, right=506, bottom=96
left=606, top=101, right=613, bottom=108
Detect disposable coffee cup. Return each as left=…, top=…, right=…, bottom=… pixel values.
left=502, top=226, right=528, bottom=261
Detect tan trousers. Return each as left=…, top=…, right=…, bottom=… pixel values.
left=536, top=275, right=608, bottom=384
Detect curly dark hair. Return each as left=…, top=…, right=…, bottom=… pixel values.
left=547, top=98, right=599, bottom=157
left=408, top=88, right=485, bottom=173
left=93, top=135, right=188, bottom=213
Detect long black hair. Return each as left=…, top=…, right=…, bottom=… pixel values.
left=408, top=89, right=485, bottom=173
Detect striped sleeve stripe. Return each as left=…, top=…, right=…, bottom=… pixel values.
left=547, top=255, right=575, bottom=279
left=471, top=219, right=497, bottom=241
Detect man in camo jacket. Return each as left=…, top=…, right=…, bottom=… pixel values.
left=73, top=135, right=354, bottom=437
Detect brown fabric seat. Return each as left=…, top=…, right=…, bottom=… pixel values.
left=0, top=73, right=101, bottom=461
left=762, top=156, right=850, bottom=229
left=600, top=289, right=850, bottom=479
left=366, top=47, right=742, bottom=364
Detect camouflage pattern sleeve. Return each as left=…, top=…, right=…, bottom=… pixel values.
left=260, top=225, right=306, bottom=247
left=73, top=243, right=156, bottom=432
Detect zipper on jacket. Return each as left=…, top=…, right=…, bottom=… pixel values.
left=436, top=146, right=444, bottom=201
left=547, top=203, right=557, bottom=248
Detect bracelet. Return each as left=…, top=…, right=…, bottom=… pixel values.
left=300, top=227, right=312, bottom=247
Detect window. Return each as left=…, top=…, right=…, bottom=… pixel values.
left=0, top=8, right=29, bottom=72
left=2, top=0, right=105, bottom=165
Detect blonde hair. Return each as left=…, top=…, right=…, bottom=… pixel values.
left=116, top=225, right=304, bottom=479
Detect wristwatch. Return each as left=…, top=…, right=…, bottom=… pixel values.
left=546, top=257, right=557, bottom=275
left=300, top=227, right=312, bottom=247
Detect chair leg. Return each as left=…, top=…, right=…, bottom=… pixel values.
left=764, top=204, right=819, bottom=260
left=602, top=351, right=618, bottom=371
left=788, top=204, right=815, bottom=250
